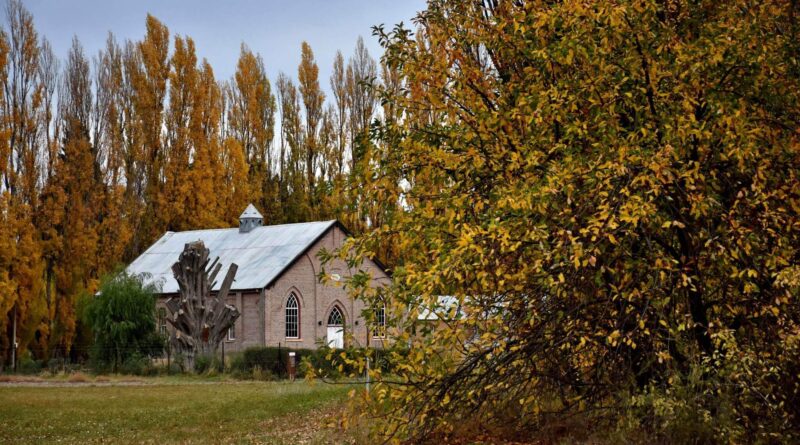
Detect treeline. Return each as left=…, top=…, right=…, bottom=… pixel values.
left=0, top=0, right=399, bottom=364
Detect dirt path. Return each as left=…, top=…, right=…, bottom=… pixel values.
left=0, top=376, right=255, bottom=388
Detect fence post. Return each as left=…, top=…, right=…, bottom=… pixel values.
left=11, top=303, right=17, bottom=373
left=279, top=342, right=284, bottom=377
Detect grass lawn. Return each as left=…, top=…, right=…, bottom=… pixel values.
left=0, top=377, right=355, bottom=444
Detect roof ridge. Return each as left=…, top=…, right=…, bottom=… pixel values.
left=165, top=219, right=337, bottom=235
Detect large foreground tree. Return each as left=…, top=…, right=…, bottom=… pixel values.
left=338, top=0, right=800, bottom=442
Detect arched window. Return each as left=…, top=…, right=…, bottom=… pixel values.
left=327, top=306, right=344, bottom=326
left=157, top=307, right=167, bottom=337
left=372, top=303, right=386, bottom=339
left=285, top=293, right=299, bottom=338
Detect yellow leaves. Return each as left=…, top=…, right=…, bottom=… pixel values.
left=661, top=220, right=686, bottom=229
left=327, top=0, right=800, bottom=439
left=607, top=329, right=621, bottom=347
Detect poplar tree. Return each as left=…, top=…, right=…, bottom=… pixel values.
left=163, top=35, right=197, bottom=231
left=0, top=0, right=46, bottom=362
left=276, top=72, right=307, bottom=222
left=330, top=51, right=348, bottom=178
left=187, top=60, right=225, bottom=228
left=226, top=45, right=276, bottom=222
left=131, top=15, right=169, bottom=251
left=41, top=38, right=100, bottom=354
left=93, top=33, right=132, bottom=274
left=297, top=42, right=324, bottom=211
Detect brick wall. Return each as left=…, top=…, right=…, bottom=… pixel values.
left=266, top=225, right=391, bottom=349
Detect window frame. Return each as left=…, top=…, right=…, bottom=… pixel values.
left=327, top=306, right=344, bottom=326
left=372, top=303, right=386, bottom=339
left=157, top=307, right=167, bottom=337
left=285, top=293, right=300, bottom=339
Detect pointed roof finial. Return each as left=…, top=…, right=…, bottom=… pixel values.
left=240, top=203, right=263, bottom=219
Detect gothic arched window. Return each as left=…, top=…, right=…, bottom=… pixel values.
left=285, top=293, right=300, bottom=338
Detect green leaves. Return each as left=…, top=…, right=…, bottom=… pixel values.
left=83, top=271, right=163, bottom=371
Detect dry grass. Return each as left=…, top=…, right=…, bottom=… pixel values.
left=65, top=372, right=90, bottom=383
left=0, top=375, right=44, bottom=383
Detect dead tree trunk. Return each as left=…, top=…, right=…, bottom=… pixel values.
left=165, top=241, right=240, bottom=370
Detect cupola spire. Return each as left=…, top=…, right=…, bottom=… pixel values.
left=239, top=204, right=263, bottom=233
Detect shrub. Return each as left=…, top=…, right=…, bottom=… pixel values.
left=171, top=352, right=186, bottom=373
left=300, top=346, right=405, bottom=379
left=67, top=372, right=90, bottom=383
left=229, top=352, right=246, bottom=372
left=194, top=354, right=213, bottom=374
left=119, top=354, right=150, bottom=375
left=234, top=346, right=314, bottom=378
left=154, top=361, right=183, bottom=375
left=228, top=345, right=398, bottom=380
left=47, top=358, right=64, bottom=374
left=16, top=354, right=42, bottom=375
left=251, top=365, right=275, bottom=381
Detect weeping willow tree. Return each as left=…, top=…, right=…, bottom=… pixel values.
left=328, top=0, right=800, bottom=443
left=83, top=272, right=164, bottom=372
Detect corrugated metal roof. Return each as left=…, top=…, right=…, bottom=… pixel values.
left=126, top=220, right=337, bottom=294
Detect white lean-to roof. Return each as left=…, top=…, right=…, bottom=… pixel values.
left=417, top=296, right=464, bottom=320
left=126, top=220, right=337, bottom=294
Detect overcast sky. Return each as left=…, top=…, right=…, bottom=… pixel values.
left=22, top=0, right=426, bottom=94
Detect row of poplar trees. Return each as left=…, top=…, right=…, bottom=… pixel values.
left=0, top=0, right=400, bottom=364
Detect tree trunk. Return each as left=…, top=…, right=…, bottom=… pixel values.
left=165, top=241, right=240, bottom=370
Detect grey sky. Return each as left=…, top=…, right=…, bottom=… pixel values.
left=22, top=0, right=425, bottom=94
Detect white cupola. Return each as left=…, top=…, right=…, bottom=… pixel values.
left=239, top=203, right=263, bottom=233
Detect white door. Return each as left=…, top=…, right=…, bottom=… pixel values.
left=327, top=306, right=345, bottom=348
left=327, top=326, right=344, bottom=348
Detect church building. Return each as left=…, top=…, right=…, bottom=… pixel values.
left=125, top=204, right=390, bottom=351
